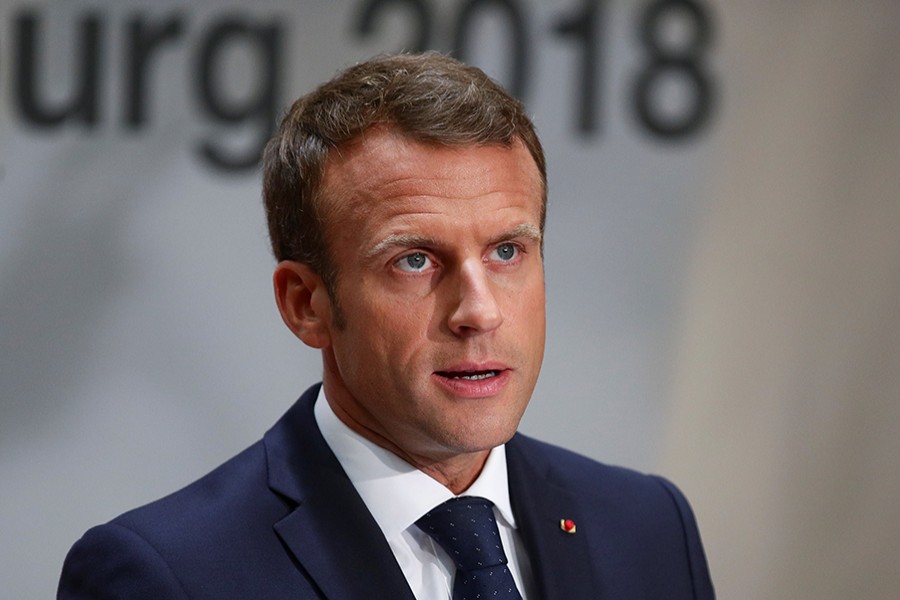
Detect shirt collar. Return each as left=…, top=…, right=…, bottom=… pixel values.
left=313, top=387, right=517, bottom=540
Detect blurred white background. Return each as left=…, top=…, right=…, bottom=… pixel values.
left=1, top=1, right=898, bottom=598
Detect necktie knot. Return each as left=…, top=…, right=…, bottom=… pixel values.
left=416, top=496, right=523, bottom=600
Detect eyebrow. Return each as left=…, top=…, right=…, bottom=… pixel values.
left=364, top=223, right=542, bottom=258
left=364, top=234, right=440, bottom=258
left=489, top=223, right=542, bottom=247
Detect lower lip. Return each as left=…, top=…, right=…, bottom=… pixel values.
left=432, top=370, right=511, bottom=398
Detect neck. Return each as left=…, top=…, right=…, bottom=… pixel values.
left=324, top=389, right=490, bottom=495
left=405, top=449, right=491, bottom=495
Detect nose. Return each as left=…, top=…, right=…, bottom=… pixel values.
left=446, top=260, right=504, bottom=336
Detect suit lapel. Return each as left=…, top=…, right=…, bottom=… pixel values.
left=265, top=386, right=416, bottom=600
left=262, top=388, right=603, bottom=599
left=507, top=434, right=601, bottom=600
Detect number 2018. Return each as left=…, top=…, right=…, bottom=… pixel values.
left=353, top=0, right=716, bottom=140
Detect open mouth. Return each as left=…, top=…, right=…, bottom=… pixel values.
left=436, top=370, right=501, bottom=381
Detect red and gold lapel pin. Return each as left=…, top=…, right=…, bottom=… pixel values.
left=559, top=519, right=577, bottom=534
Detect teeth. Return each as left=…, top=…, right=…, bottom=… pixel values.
left=451, top=371, right=497, bottom=381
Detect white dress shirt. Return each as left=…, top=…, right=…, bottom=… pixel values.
left=314, top=388, right=535, bottom=599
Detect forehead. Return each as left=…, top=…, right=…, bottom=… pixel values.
left=319, top=128, right=543, bottom=222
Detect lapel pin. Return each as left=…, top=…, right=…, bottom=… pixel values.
left=559, top=519, right=577, bottom=534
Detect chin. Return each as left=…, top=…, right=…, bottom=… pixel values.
left=454, top=421, right=520, bottom=452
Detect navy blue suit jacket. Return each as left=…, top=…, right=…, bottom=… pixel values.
left=59, top=385, right=714, bottom=599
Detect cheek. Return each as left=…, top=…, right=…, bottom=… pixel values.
left=372, top=282, right=440, bottom=330
left=342, top=294, right=433, bottom=363
left=511, top=281, right=545, bottom=321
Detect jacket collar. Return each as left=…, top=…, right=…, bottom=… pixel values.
left=264, top=386, right=598, bottom=599
left=507, top=433, right=601, bottom=599
left=264, top=385, right=417, bottom=600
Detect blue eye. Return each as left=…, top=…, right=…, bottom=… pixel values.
left=395, top=252, right=432, bottom=272
left=490, top=243, right=519, bottom=262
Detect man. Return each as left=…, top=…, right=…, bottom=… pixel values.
left=59, top=53, right=714, bottom=599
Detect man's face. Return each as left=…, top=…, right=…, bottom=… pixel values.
left=316, top=128, right=546, bottom=467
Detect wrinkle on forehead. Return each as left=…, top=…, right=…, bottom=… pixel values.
left=319, top=129, right=543, bottom=250
left=324, top=130, right=540, bottom=204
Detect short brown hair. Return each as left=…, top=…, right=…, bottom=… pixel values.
left=262, top=52, right=546, bottom=292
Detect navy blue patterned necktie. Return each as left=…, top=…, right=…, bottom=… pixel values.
left=416, top=496, right=524, bottom=600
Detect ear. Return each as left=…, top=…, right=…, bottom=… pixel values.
left=273, top=260, right=333, bottom=349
